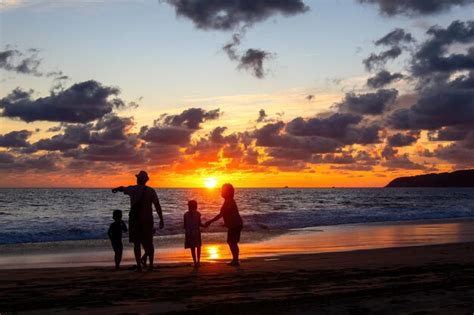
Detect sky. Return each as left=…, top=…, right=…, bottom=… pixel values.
left=1, top=0, right=474, bottom=188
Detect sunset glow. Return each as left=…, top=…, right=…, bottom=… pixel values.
left=203, top=178, right=218, bottom=189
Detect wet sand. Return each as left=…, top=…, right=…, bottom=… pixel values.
left=1, top=242, right=473, bottom=314
left=1, top=218, right=474, bottom=269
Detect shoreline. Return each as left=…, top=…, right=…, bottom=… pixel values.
left=1, top=217, right=474, bottom=269
left=1, top=242, right=473, bottom=314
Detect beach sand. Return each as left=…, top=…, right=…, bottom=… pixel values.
left=1, top=242, right=473, bottom=314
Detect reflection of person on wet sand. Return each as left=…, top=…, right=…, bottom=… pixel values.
left=112, top=171, right=164, bottom=271
left=205, top=183, right=243, bottom=266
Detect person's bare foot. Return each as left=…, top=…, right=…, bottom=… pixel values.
left=141, top=257, right=147, bottom=268
left=194, top=262, right=200, bottom=268
left=115, top=266, right=120, bottom=271
left=227, top=261, right=240, bottom=266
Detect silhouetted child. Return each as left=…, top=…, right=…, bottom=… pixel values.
left=184, top=200, right=205, bottom=267
left=108, top=210, right=128, bottom=270
left=205, top=184, right=243, bottom=266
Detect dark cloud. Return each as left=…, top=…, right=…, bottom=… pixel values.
left=65, top=138, right=144, bottom=164
left=363, top=46, right=402, bottom=71
left=161, top=107, right=220, bottom=129
left=428, top=126, right=470, bottom=141
left=381, top=145, right=428, bottom=170
left=374, top=28, right=414, bottom=46
left=285, top=113, right=381, bottom=145
left=358, top=0, right=474, bottom=17
left=140, top=126, right=193, bottom=146
left=286, top=113, right=362, bottom=138
left=222, top=29, right=272, bottom=78
left=238, top=48, right=271, bottom=79
left=367, top=70, right=404, bottom=88
left=257, top=109, right=268, bottom=123
left=139, top=108, right=221, bottom=146
left=388, top=71, right=474, bottom=130
left=165, top=0, right=309, bottom=31
left=0, top=130, right=32, bottom=147
left=32, top=115, right=135, bottom=152
left=0, top=152, right=59, bottom=172
left=337, top=89, right=398, bottom=115
left=431, top=143, right=474, bottom=167
left=387, top=131, right=420, bottom=147
left=0, top=80, right=125, bottom=123
left=0, top=49, right=42, bottom=76
left=412, top=20, right=474, bottom=77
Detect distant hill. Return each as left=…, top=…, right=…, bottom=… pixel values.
left=386, top=169, right=474, bottom=187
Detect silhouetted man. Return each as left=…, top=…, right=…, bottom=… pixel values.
left=112, top=171, right=164, bottom=271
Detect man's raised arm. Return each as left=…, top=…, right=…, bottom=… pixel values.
left=111, top=186, right=125, bottom=193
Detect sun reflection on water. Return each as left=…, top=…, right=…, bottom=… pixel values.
left=206, top=246, right=220, bottom=260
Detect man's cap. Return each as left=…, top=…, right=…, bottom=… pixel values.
left=135, top=170, right=149, bottom=182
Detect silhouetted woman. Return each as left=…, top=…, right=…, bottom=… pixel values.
left=205, top=183, right=243, bottom=266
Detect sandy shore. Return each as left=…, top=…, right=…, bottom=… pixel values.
left=2, top=218, right=474, bottom=269
left=1, top=241, right=474, bottom=314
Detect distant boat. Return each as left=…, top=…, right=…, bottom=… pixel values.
left=284, top=186, right=289, bottom=188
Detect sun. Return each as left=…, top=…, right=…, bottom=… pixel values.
left=203, top=177, right=218, bottom=189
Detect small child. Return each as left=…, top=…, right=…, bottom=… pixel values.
left=184, top=200, right=204, bottom=267
left=108, top=210, right=128, bottom=270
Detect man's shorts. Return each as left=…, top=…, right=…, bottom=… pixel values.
left=227, top=225, right=243, bottom=244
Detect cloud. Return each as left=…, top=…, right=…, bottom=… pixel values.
left=256, top=109, right=268, bottom=122
left=363, top=46, right=402, bottom=71
left=139, top=107, right=221, bottom=146
left=0, top=130, right=32, bottom=147
left=0, top=80, right=126, bottom=123
left=411, top=20, right=474, bottom=77
left=367, top=70, right=404, bottom=88
left=167, top=1, right=308, bottom=78
left=387, top=131, right=420, bottom=147
left=223, top=33, right=272, bottom=78
left=31, top=114, right=135, bottom=152
left=161, top=107, right=221, bottom=129
left=140, top=126, right=193, bottom=146
left=428, top=126, right=470, bottom=141
left=0, top=49, right=42, bottom=76
left=374, top=28, right=414, bottom=46
left=237, top=48, right=271, bottom=79
left=381, top=145, right=429, bottom=170
left=0, top=152, right=59, bottom=172
left=358, top=0, right=474, bottom=17
left=165, top=0, right=309, bottom=31
left=388, top=71, right=474, bottom=130
left=306, top=94, right=315, bottom=101
left=337, top=89, right=398, bottom=115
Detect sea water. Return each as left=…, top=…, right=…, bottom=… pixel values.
left=1, top=188, right=473, bottom=244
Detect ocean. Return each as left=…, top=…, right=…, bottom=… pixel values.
left=1, top=188, right=474, bottom=245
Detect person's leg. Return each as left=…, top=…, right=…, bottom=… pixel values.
left=143, top=237, right=154, bottom=270
left=141, top=253, right=147, bottom=267
left=116, top=243, right=123, bottom=269
left=133, top=242, right=142, bottom=271
left=190, top=247, right=196, bottom=265
left=228, top=241, right=239, bottom=264
left=197, top=246, right=201, bottom=265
